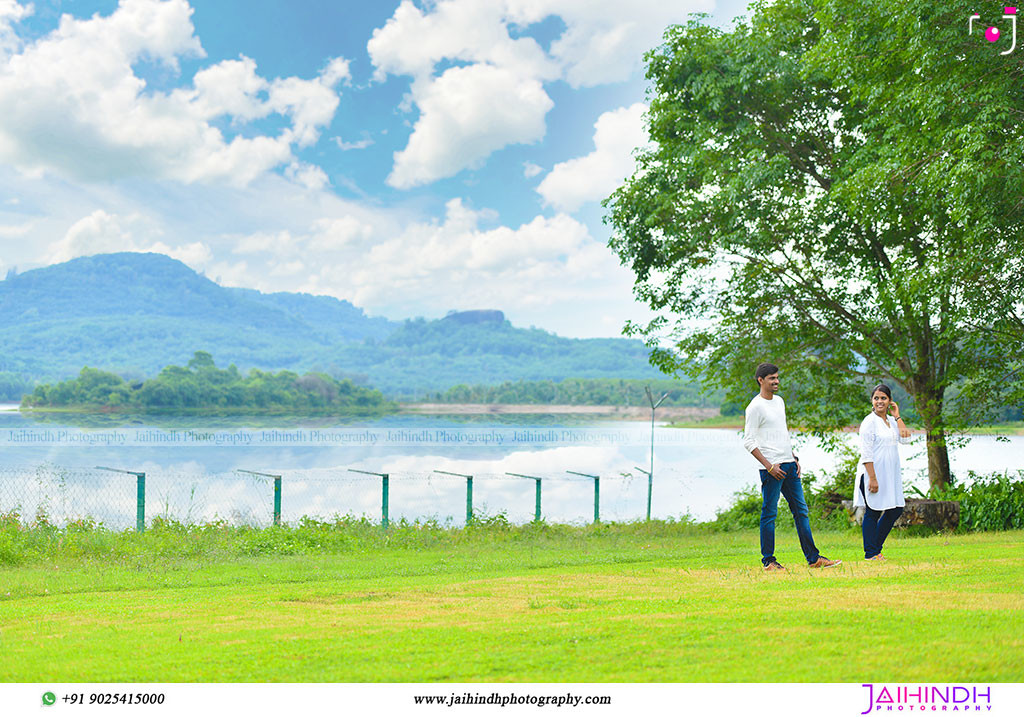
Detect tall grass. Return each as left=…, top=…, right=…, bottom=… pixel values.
left=0, top=510, right=707, bottom=567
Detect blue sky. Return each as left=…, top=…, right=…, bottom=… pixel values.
left=0, top=0, right=752, bottom=337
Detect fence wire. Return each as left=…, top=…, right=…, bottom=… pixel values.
left=0, top=465, right=688, bottom=529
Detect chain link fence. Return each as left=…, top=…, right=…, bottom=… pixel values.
left=0, top=464, right=679, bottom=530
left=0, top=465, right=275, bottom=530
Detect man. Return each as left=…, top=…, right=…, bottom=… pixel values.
left=743, top=362, right=840, bottom=571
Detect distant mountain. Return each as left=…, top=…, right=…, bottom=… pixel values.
left=0, top=253, right=394, bottom=380
left=0, top=252, right=662, bottom=398
left=327, top=314, right=661, bottom=397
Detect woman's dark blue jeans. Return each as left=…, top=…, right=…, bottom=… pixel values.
left=859, top=476, right=904, bottom=559
left=759, top=461, right=820, bottom=566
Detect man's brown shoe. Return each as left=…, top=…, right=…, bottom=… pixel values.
left=763, top=560, right=786, bottom=571
left=808, top=556, right=842, bottom=568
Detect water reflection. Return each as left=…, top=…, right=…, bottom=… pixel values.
left=0, top=407, right=1020, bottom=527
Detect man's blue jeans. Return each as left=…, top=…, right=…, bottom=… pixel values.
left=759, top=461, right=820, bottom=566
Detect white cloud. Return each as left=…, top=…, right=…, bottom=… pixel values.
left=319, top=56, right=351, bottom=87
left=308, top=216, right=374, bottom=250
left=48, top=209, right=211, bottom=271
left=506, top=0, right=714, bottom=87
left=268, top=260, right=306, bottom=277
left=232, top=214, right=376, bottom=260
left=285, top=162, right=329, bottom=190
left=208, top=259, right=250, bottom=287
left=522, top=161, right=542, bottom=178
left=0, top=219, right=33, bottom=237
left=0, top=0, right=31, bottom=56
left=187, top=56, right=268, bottom=121
left=0, top=0, right=346, bottom=186
left=369, top=0, right=556, bottom=188
left=537, top=103, right=649, bottom=212
left=267, top=61, right=348, bottom=148
left=231, top=230, right=292, bottom=257
left=333, top=136, right=373, bottom=151
left=369, top=0, right=707, bottom=187
left=364, top=198, right=588, bottom=274
left=1, top=164, right=648, bottom=339
left=387, top=64, right=552, bottom=189
left=288, top=197, right=629, bottom=326
left=0, top=1, right=30, bottom=23
left=49, top=211, right=146, bottom=262
left=212, top=192, right=619, bottom=324
left=148, top=240, right=212, bottom=267
left=367, top=0, right=555, bottom=81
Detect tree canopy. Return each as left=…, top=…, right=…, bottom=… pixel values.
left=605, top=0, right=1024, bottom=488
left=23, top=352, right=395, bottom=415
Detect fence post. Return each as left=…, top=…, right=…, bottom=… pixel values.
left=349, top=469, right=390, bottom=529
left=567, top=471, right=600, bottom=524
left=238, top=470, right=283, bottom=527
left=506, top=472, right=543, bottom=523
left=273, top=476, right=282, bottom=526
left=535, top=478, right=542, bottom=522
left=635, top=466, right=652, bottom=523
left=434, top=470, right=474, bottom=526
left=136, top=472, right=146, bottom=532
left=95, top=467, right=148, bottom=532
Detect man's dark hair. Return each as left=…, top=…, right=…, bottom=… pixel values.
left=755, top=362, right=780, bottom=382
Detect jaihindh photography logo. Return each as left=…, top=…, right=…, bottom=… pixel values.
left=969, top=6, right=1018, bottom=54
left=860, top=684, right=994, bottom=713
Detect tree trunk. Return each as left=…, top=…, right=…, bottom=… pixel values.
left=915, top=386, right=951, bottom=490
left=925, top=430, right=951, bottom=491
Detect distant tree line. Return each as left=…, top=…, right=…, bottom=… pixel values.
left=0, top=372, right=34, bottom=402
left=426, top=378, right=722, bottom=407
left=1, top=309, right=664, bottom=400
left=22, top=351, right=394, bottom=414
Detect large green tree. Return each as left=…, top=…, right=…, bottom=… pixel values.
left=605, top=0, right=1024, bottom=488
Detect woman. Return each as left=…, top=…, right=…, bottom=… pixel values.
left=854, top=384, right=912, bottom=560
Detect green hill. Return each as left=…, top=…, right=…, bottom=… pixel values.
left=0, top=253, right=663, bottom=400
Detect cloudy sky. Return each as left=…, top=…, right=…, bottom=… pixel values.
left=0, top=0, right=751, bottom=338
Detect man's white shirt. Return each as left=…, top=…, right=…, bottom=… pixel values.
left=742, top=394, right=796, bottom=464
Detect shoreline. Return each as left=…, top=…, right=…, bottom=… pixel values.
left=5, top=402, right=1023, bottom=435
left=399, top=403, right=720, bottom=420
left=667, top=417, right=1024, bottom=437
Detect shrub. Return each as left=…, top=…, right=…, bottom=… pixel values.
left=802, top=446, right=859, bottom=530
left=709, top=485, right=763, bottom=531
left=704, top=446, right=863, bottom=533
left=934, top=471, right=1024, bottom=531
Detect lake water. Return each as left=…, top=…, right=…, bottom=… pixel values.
left=1, top=405, right=1021, bottom=527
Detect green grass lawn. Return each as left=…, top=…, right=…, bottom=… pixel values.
left=1, top=523, right=1022, bottom=682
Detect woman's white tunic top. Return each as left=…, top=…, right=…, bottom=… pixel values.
left=854, top=413, right=910, bottom=511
